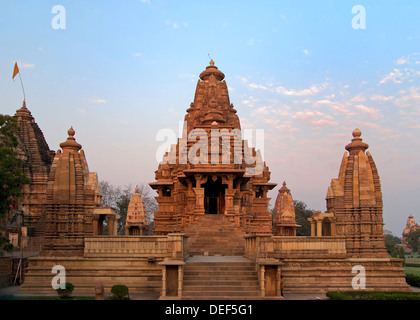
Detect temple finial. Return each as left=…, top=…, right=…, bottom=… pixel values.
left=345, top=128, right=369, bottom=154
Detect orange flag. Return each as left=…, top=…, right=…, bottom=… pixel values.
left=12, top=62, right=19, bottom=79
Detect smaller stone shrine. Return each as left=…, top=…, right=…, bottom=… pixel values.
left=125, top=186, right=149, bottom=235
left=272, top=182, right=300, bottom=236
left=402, top=214, right=420, bottom=246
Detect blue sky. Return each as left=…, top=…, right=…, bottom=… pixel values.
left=1, top=1, right=419, bottom=235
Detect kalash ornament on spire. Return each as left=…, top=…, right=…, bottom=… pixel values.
left=150, top=60, right=276, bottom=236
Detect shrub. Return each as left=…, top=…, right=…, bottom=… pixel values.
left=110, top=285, right=129, bottom=300
left=406, top=273, right=420, bottom=287
left=56, top=282, right=75, bottom=299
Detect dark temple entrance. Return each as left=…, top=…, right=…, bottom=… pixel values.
left=203, top=177, right=226, bottom=215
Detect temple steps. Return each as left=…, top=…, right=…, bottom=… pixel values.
left=185, top=215, right=247, bottom=256
left=182, top=257, right=261, bottom=300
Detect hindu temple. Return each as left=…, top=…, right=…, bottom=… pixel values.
left=1, top=60, right=411, bottom=298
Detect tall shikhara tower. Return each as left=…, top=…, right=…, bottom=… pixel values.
left=42, top=127, right=101, bottom=257
left=326, top=129, right=388, bottom=258
left=151, top=61, right=276, bottom=235
left=13, top=101, right=55, bottom=229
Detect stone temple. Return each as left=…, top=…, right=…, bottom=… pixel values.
left=3, top=61, right=410, bottom=298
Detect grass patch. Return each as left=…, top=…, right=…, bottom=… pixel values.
left=404, top=266, right=420, bottom=276
left=327, top=291, right=420, bottom=300
left=0, top=296, right=95, bottom=300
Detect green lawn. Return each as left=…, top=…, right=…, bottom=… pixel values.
left=405, top=266, right=420, bottom=276
left=0, top=296, right=95, bottom=300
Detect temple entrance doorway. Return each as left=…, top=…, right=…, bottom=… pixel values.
left=203, top=177, right=226, bottom=215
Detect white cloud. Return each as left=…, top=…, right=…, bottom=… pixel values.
left=350, top=95, right=366, bottom=103
left=17, top=61, right=35, bottom=69
left=293, top=110, right=337, bottom=127
left=275, top=83, right=327, bottom=96
left=90, top=99, right=106, bottom=104
left=396, top=57, right=410, bottom=65
left=141, top=0, right=151, bottom=5
left=395, top=86, right=420, bottom=108
left=379, top=68, right=404, bottom=85
left=354, top=104, right=380, bottom=118
left=249, top=83, right=268, bottom=90
left=370, top=94, right=394, bottom=101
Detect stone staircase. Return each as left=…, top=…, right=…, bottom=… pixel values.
left=185, top=215, right=247, bottom=256
left=182, top=256, right=261, bottom=300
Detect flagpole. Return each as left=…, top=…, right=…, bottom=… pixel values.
left=13, top=62, right=26, bottom=104
left=17, top=70, right=26, bottom=103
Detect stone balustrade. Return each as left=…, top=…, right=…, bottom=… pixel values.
left=84, top=234, right=189, bottom=259
left=245, top=235, right=347, bottom=260
left=273, top=236, right=347, bottom=258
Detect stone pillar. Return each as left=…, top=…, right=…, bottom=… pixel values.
left=161, top=266, right=167, bottom=298
left=260, top=265, right=265, bottom=297
left=310, top=219, right=316, bottom=237
left=193, top=188, right=205, bottom=216
left=93, top=215, right=99, bottom=236
left=178, top=265, right=183, bottom=298
left=225, top=189, right=236, bottom=215
left=316, top=219, right=323, bottom=237
left=331, top=219, right=337, bottom=236
left=108, top=216, right=115, bottom=236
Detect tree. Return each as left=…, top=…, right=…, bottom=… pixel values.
left=0, top=114, right=30, bottom=218
left=294, top=200, right=314, bottom=236
left=0, top=114, right=30, bottom=256
left=407, top=229, right=420, bottom=254
left=384, top=230, right=403, bottom=257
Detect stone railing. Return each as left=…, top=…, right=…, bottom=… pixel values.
left=84, top=234, right=189, bottom=260
left=245, top=235, right=275, bottom=260
left=273, top=236, right=347, bottom=258
left=245, top=235, right=347, bottom=260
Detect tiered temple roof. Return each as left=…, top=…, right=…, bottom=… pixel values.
left=42, top=127, right=101, bottom=256
left=273, top=182, right=300, bottom=236
left=13, top=100, right=55, bottom=230
left=326, top=129, right=388, bottom=257
left=125, top=186, right=149, bottom=235
left=151, top=61, right=276, bottom=235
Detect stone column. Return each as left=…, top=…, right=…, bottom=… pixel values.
left=161, top=266, right=167, bottom=297
left=316, top=219, right=323, bottom=237
left=193, top=188, right=205, bottom=215
left=108, top=215, right=115, bottom=236
left=93, top=215, right=99, bottom=236
left=331, top=218, right=337, bottom=236
left=260, top=265, right=265, bottom=297
left=309, top=219, right=316, bottom=237
left=178, top=265, right=183, bottom=298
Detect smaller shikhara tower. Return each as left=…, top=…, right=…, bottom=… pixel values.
left=151, top=61, right=276, bottom=235
left=326, top=129, right=388, bottom=258
left=272, top=182, right=300, bottom=236
left=125, top=186, right=149, bottom=235
left=42, top=128, right=101, bottom=257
